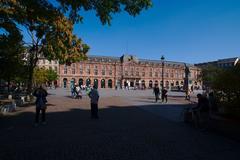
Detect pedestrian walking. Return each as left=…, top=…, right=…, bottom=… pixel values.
left=33, top=85, right=48, bottom=126
left=162, top=88, right=168, bottom=103
left=185, top=89, right=191, bottom=100
left=88, top=85, right=99, bottom=119
left=153, top=85, right=160, bottom=102
left=76, top=85, right=82, bottom=99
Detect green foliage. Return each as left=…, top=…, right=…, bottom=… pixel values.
left=1, top=0, right=152, bottom=91
left=1, top=0, right=152, bottom=64
left=33, top=68, right=59, bottom=85
left=33, top=68, right=48, bottom=85
left=200, top=65, right=221, bottom=87
left=57, top=0, right=152, bottom=25
left=201, top=65, right=240, bottom=110
left=46, top=69, right=58, bottom=82
left=0, top=18, right=25, bottom=83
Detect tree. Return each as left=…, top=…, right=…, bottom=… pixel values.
left=200, top=65, right=221, bottom=89
left=33, top=68, right=58, bottom=86
left=1, top=0, right=152, bottom=93
left=0, top=19, right=25, bottom=92
left=33, top=68, right=48, bottom=86
left=200, top=65, right=240, bottom=115
left=46, top=69, right=58, bottom=85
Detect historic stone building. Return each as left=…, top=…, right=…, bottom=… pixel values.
left=195, top=57, right=240, bottom=68
left=37, top=58, right=59, bottom=72
left=58, top=55, right=201, bottom=89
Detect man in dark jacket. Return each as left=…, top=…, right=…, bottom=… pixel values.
left=33, top=86, right=48, bottom=126
left=193, top=94, right=210, bottom=128
left=89, top=85, right=99, bottom=119
left=153, top=85, right=160, bottom=102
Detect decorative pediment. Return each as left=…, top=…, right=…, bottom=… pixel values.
left=121, top=54, right=139, bottom=63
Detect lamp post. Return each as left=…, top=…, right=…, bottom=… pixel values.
left=161, top=55, right=165, bottom=92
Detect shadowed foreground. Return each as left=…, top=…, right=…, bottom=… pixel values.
left=0, top=94, right=240, bottom=160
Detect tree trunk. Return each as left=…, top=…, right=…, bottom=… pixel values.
left=7, top=77, right=10, bottom=93
left=27, top=46, right=38, bottom=94
left=27, top=64, right=34, bottom=94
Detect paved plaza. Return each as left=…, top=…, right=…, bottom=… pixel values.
left=0, top=88, right=240, bottom=160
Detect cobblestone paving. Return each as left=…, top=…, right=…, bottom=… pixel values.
left=0, top=89, right=239, bottom=160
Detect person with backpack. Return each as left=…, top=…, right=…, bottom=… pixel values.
left=33, top=85, right=48, bottom=126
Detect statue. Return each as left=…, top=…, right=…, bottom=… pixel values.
left=184, top=64, right=190, bottom=100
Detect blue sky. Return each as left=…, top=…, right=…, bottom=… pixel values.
left=72, top=0, right=240, bottom=63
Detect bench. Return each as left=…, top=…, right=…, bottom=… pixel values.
left=0, top=99, right=16, bottom=113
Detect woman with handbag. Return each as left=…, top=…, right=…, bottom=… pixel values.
left=33, top=85, right=48, bottom=126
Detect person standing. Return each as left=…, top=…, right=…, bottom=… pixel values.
left=89, top=85, right=99, bottom=119
left=33, top=85, right=48, bottom=126
left=153, top=85, right=160, bottom=102
left=162, top=88, right=168, bottom=103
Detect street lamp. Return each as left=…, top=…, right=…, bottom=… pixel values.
left=161, top=55, right=165, bottom=91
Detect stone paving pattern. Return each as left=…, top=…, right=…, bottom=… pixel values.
left=0, top=89, right=240, bottom=160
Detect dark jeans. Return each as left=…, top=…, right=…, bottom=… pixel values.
left=155, top=94, right=159, bottom=102
left=35, top=108, right=46, bottom=123
left=91, top=103, right=99, bottom=119
left=162, top=95, right=167, bottom=102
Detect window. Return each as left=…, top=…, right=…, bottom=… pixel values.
left=64, top=65, right=67, bottom=74
left=54, top=66, right=57, bottom=72
left=94, top=65, right=98, bottom=75
left=109, top=66, right=113, bottom=75
left=86, top=65, right=90, bottom=74
left=149, top=72, right=152, bottom=77
left=175, top=73, right=178, bottom=78
left=102, top=66, right=106, bottom=75
left=131, top=68, right=134, bottom=76
left=131, top=71, right=134, bottom=76
left=49, top=66, right=52, bottom=70
left=72, top=64, right=76, bottom=74
left=142, top=72, right=145, bottom=77
left=165, top=73, right=169, bottom=78
left=155, top=72, right=158, bottom=77
left=94, top=70, right=98, bottom=75
left=125, top=71, right=128, bottom=76
left=79, top=64, right=83, bottom=74
left=136, top=71, right=139, bottom=76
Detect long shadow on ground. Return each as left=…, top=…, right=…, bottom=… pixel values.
left=0, top=104, right=240, bottom=160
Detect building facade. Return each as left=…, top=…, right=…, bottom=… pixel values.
left=37, top=58, right=59, bottom=72
left=195, top=57, right=240, bottom=68
left=37, top=58, right=59, bottom=86
left=58, top=55, right=201, bottom=89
